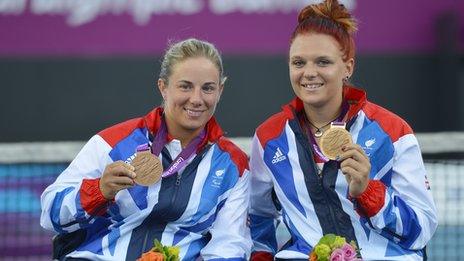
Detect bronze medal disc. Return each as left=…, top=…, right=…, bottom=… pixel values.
left=320, top=127, right=352, bottom=160
left=131, top=151, right=163, bottom=186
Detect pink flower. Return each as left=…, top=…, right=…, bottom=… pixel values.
left=341, top=243, right=357, bottom=260
left=330, top=248, right=345, bottom=261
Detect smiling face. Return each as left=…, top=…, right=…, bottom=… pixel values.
left=158, top=56, right=223, bottom=140
left=289, top=33, right=354, bottom=110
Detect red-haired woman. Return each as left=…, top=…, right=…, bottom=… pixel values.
left=249, top=0, right=437, bottom=260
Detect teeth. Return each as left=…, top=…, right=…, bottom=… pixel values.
left=302, top=83, right=323, bottom=89
left=186, top=109, right=202, bottom=117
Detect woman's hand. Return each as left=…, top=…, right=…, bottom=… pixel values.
left=338, top=144, right=371, bottom=197
left=99, top=161, right=136, bottom=200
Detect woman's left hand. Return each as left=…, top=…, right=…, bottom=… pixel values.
left=338, top=143, right=371, bottom=197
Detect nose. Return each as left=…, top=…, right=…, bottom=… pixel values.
left=303, top=64, right=317, bottom=79
left=189, top=86, right=203, bottom=107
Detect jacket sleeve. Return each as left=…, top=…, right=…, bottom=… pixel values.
left=248, top=134, right=280, bottom=258
left=354, top=134, right=438, bottom=250
left=200, top=169, right=253, bottom=260
left=40, top=135, right=113, bottom=233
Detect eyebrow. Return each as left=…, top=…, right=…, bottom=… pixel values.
left=203, top=82, right=217, bottom=85
left=290, top=55, right=333, bottom=60
left=316, top=55, right=332, bottom=59
left=289, top=55, right=304, bottom=60
left=178, top=80, right=192, bottom=84
left=177, top=80, right=217, bottom=85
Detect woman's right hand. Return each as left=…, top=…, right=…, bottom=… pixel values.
left=99, top=161, right=137, bottom=200
left=338, top=143, right=370, bottom=197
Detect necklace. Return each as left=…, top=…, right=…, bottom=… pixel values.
left=307, top=115, right=341, bottom=138
left=303, top=102, right=349, bottom=138
left=307, top=121, right=332, bottom=137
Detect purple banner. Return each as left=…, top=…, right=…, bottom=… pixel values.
left=0, top=0, right=462, bottom=57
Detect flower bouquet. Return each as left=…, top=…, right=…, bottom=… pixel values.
left=137, top=239, right=180, bottom=261
left=309, top=234, right=361, bottom=261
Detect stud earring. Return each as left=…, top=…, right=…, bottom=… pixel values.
left=343, top=76, right=350, bottom=83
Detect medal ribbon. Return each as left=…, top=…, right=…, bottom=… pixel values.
left=137, top=117, right=205, bottom=178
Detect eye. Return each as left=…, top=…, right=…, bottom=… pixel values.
left=178, top=83, right=192, bottom=91
left=202, top=84, right=216, bottom=93
left=291, top=59, right=305, bottom=68
left=316, top=58, right=332, bottom=67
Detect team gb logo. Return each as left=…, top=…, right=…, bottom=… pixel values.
left=365, top=138, right=376, bottom=148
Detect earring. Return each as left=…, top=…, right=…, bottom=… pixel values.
left=343, top=76, right=350, bottom=83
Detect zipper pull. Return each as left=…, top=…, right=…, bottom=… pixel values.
left=316, top=165, right=323, bottom=179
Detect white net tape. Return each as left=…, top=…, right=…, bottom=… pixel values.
left=1, top=132, right=463, bottom=163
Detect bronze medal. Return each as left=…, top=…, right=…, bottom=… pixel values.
left=320, top=124, right=352, bottom=160
left=131, top=150, right=163, bottom=186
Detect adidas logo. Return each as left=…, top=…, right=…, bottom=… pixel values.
left=271, top=147, right=287, bottom=164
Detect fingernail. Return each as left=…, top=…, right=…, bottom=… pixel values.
left=335, top=156, right=340, bottom=161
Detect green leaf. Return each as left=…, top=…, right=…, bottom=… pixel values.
left=149, top=239, right=180, bottom=260
left=152, top=239, right=164, bottom=252
left=167, top=246, right=180, bottom=258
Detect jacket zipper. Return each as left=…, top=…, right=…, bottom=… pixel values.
left=316, top=164, right=341, bottom=235
left=140, top=172, right=182, bottom=256
left=141, top=230, right=149, bottom=254
left=171, top=172, right=182, bottom=203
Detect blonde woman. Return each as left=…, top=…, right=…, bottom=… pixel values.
left=41, top=38, right=252, bottom=260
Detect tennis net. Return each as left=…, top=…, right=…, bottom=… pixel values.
left=0, top=132, right=463, bottom=260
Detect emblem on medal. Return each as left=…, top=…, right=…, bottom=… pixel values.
left=320, top=122, right=352, bottom=160
left=131, top=150, right=163, bottom=186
